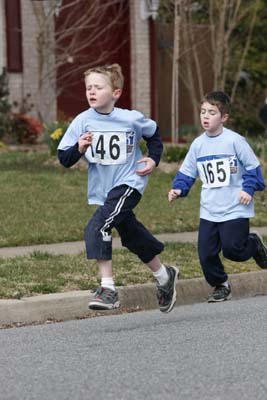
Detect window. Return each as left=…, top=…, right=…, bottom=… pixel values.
left=5, top=0, right=23, bottom=72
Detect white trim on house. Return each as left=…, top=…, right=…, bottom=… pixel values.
left=0, top=0, right=6, bottom=69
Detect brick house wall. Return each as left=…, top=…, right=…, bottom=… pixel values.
left=0, top=0, right=56, bottom=122
left=0, top=0, right=153, bottom=124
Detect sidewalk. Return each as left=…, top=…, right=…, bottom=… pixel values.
left=1, top=227, right=267, bottom=258
left=1, top=227, right=267, bottom=327
left=0, top=231, right=199, bottom=258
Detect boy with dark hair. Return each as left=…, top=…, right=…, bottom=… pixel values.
left=168, top=91, right=266, bottom=302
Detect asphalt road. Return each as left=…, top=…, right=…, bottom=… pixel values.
left=1, top=295, right=267, bottom=400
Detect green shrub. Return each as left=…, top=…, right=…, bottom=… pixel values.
left=247, top=136, right=267, bottom=161
left=163, top=144, right=190, bottom=163
left=139, top=139, right=190, bottom=163
left=179, top=124, right=199, bottom=139
left=139, top=139, right=147, bottom=154
left=0, top=68, right=13, bottom=140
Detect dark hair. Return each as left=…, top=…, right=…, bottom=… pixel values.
left=201, top=91, right=231, bottom=115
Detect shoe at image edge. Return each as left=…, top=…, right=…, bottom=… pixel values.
left=250, top=231, right=267, bottom=269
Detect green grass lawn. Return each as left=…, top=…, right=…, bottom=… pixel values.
left=0, top=242, right=262, bottom=299
left=0, top=150, right=266, bottom=299
left=0, top=151, right=266, bottom=247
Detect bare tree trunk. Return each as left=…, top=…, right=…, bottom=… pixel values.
left=180, top=2, right=199, bottom=127
left=176, top=0, right=260, bottom=116
left=171, top=0, right=180, bottom=144
left=230, top=0, right=260, bottom=101
left=188, top=14, right=204, bottom=99
left=32, top=1, right=56, bottom=121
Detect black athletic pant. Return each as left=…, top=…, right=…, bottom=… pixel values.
left=198, top=218, right=257, bottom=287
left=84, top=185, right=164, bottom=263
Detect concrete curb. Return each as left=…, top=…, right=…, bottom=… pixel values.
left=0, top=227, right=267, bottom=327
left=1, top=270, right=267, bottom=327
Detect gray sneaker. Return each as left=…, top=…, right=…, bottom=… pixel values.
left=250, top=232, right=267, bottom=269
left=208, top=285, right=232, bottom=303
left=156, top=266, right=179, bottom=313
left=88, top=287, right=120, bottom=310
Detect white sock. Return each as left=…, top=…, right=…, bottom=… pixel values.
left=221, top=280, right=229, bottom=288
left=153, top=265, right=169, bottom=286
left=101, top=277, right=115, bottom=291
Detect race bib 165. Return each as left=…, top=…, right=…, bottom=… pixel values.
left=197, top=157, right=231, bottom=188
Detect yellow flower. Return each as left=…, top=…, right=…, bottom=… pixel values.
left=50, top=128, right=63, bottom=141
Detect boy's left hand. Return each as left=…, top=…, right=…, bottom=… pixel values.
left=239, top=190, right=252, bottom=205
left=135, top=157, right=156, bottom=176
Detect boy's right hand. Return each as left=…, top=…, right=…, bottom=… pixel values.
left=168, top=189, right=182, bottom=202
left=78, top=132, right=93, bottom=154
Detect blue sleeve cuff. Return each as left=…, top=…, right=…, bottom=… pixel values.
left=173, top=171, right=195, bottom=197
left=242, top=165, right=265, bottom=195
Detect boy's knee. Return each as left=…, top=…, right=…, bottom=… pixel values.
left=120, top=231, right=134, bottom=247
left=84, top=217, right=111, bottom=245
left=84, top=214, right=106, bottom=237
left=121, top=234, right=164, bottom=263
left=222, top=247, right=231, bottom=259
left=222, top=244, right=238, bottom=260
left=84, top=218, right=98, bottom=237
left=84, top=219, right=112, bottom=260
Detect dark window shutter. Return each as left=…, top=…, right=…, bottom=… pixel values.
left=5, top=0, right=23, bottom=72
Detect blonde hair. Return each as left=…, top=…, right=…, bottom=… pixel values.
left=84, top=63, right=124, bottom=91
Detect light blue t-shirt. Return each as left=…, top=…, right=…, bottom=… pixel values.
left=179, top=128, right=260, bottom=222
left=58, top=107, right=157, bottom=205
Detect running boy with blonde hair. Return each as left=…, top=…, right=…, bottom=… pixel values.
left=169, top=91, right=266, bottom=302
left=58, top=63, right=178, bottom=312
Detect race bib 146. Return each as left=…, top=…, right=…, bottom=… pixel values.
left=85, top=131, right=127, bottom=165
